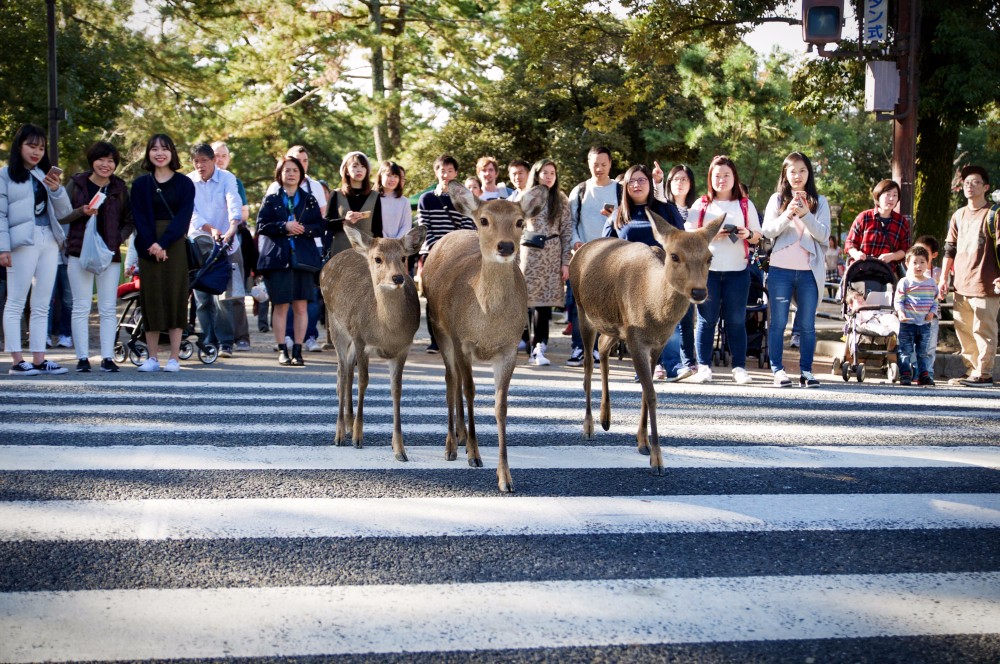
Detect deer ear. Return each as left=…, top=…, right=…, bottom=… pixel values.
left=519, top=185, right=548, bottom=218
left=647, top=210, right=678, bottom=248
left=447, top=180, right=479, bottom=217
left=344, top=225, right=372, bottom=254
left=401, top=224, right=427, bottom=256
left=701, top=213, right=727, bottom=240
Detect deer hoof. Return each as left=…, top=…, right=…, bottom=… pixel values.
left=446, top=450, right=457, bottom=461
left=637, top=443, right=650, bottom=456
left=498, top=480, right=514, bottom=493
left=395, top=451, right=408, bottom=462
left=648, top=464, right=664, bottom=476
left=334, top=436, right=347, bottom=447
left=468, top=456, right=483, bottom=468
left=353, top=439, right=363, bottom=449
left=583, top=419, right=594, bottom=440
left=600, top=418, right=611, bottom=432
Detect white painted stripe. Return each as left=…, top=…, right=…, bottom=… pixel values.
left=1, top=572, right=997, bottom=662
left=3, top=444, right=998, bottom=471
left=2, top=494, right=998, bottom=541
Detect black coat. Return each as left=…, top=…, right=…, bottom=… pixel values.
left=256, top=188, right=325, bottom=273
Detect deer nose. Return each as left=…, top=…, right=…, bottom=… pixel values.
left=497, top=241, right=515, bottom=257
left=391, top=274, right=404, bottom=285
left=690, top=288, right=707, bottom=302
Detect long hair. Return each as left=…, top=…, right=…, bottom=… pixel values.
left=615, top=164, right=653, bottom=230
left=7, top=124, right=50, bottom=183
left=705, top=155, right=744, bottom=203
left=526, top=158, right=563, bottom=222
left=664, top=164, right=697, bottom=208
left=339, top=151, right=372, bottom=196
left=775, top=151, right=819, bottom=214
left=140, top=134, right=182, bottom=173
left=376, top=160, right=405, bottom=197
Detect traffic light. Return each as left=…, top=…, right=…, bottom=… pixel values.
left=801, top=0, right=844, bottom=46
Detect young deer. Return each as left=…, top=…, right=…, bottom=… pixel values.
left=569, top=211, right=726, bottom=474
left=421, top=181, right=547, bottom=492
left=320, top=224, right=426, bottom=461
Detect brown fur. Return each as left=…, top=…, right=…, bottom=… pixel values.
left=421, top=181, right=547, bottom=492
left=569, top=212, right=726, bottom=474
left=320, top=225, right=426, bottom=461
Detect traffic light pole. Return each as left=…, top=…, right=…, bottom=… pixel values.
left=891, top=0, right=919, bottom=220
left=46, top=0, right=59, bottom=165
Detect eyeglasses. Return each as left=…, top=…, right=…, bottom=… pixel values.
left=628, top=178, right=649, bottom=186
left=964, top=179, right=985, bottom=186
left=669, top=177, right=689, bottom=183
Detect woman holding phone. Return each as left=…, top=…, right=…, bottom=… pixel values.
left=761, top=152, right=831, bottom=388
left=686, top=155, right=762, bottom=385
left=61, top=141, right=134, bottom=373
left=0, top=123, right=73, bottom=376
left=326, top=151, right=383, bottom=256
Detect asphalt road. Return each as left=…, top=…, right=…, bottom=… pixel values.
left=1, top=321, right=998, bottom=663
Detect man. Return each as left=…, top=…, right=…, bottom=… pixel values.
left=188, top=143, right=242, bottom=357
left=507, top=159, right=531, bottom=200
left=564, top=146, right=621, bottom=366
left=418, top=154, right=476, bottom=353
left=476, top=156, right=512, bottom=201
left=212, top=141, right=252, bottom=352
left=939, top=165, right=1000, bottom=387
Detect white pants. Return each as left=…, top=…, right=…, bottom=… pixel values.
left=67, top=256, right=121, bottom=360
left=2, top=225, right=60, bottom=354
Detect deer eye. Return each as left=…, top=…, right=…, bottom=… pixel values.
left=670, top=253, right=680, bottom=263
left=516, top=218, right=524, bottom=228
left=374, top=257, right=383, bottom=264
left=480, top=217, right=489, bottom=227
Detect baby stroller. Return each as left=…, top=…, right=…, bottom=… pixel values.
left=712, top=264, right=769, bottom=368
left=834, top=258, right=899, bottom=383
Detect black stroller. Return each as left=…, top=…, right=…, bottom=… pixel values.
left=833, top=258, right=899, bottom=383
left=713, top=264, right=769, bottom=368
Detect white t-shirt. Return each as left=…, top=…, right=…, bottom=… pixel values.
left=686, top=197, right=761, bottom=272
left=265, top=176, right=327, bottom=212
left=571, top=180, right=620, bottom=245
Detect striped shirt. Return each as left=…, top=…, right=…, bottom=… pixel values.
left=894, top=274, right=938, bottom=324
left=417, top=191, right=475, bottom=255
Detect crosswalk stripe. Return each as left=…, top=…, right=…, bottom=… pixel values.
left=3, top=444, right=998, bottom=471
left=1, top=572, right=997, bottom=662
left=3, top=494, right=998, bottom=541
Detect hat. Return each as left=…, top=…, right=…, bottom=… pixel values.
left=959, top=165, right=990, bottom=185
left=340, top=151, right=370, bottom=172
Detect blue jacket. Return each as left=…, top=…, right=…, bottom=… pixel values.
left=256, top=189, right=324, bottom=273
left=602, top=199, right=684, bottom=248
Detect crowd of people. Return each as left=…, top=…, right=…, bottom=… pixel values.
left=1, top=122, right=998, bottom=387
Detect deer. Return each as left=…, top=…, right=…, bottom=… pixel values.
left=569, top=211, right=726, bottom=475
left=319, top=224, right=427, bottom=462
left=421, top=180, right=547, bottom=492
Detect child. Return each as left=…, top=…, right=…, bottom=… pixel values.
left=463, top=176, right=483, bottom=198
left=913, top=234, right=942, bottom=381
left=894, top=245, right=938, bottom=386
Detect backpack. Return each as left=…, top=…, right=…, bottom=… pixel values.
left=987, top=204, right=1000, bottom=271
left=697, top=195, right=751, bottom=260
left=574, top=180, right=624, bottom=236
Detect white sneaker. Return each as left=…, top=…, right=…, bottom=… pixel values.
left=790, top=333, right=800, bottom=349
left=529, top=343, right=551, bottom=366
left=137, top=358, right=160, bottom=372
left=304, top=337, right=321, bottom=352
left=162, top=358, right=181, bottom=372
left=773, top=369, right=792, bottom=387
left=653, top=365, right=667, bottom=381
left=689, top=364, right=712, bottom=383
left=733, top=367, right=752, bottom=385
left=666, top=365, right=694, bottom=383
left=57, top=335, right=73, bottom=348
left=799, top=371, right=820, bottom=388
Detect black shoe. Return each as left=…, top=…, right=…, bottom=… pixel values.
left=290, top=343, right=305, bottom=366
left=76, top=358, right=91, bottom=373
left=259, top=325, right=270, bottom=333
left=426, top=342, right=439, bottom=354
left=218, top=345, right=233, bottom=358
left=566, top=347, right=584, bottom=367
left=918, top=373, right=934, bottom=386
left=900, top=374, right=912, bottom=386
left=278, top=344, right=291, bottom=366
left=9, top=361, right=40, bottom=376
left=960, top=375, right=994, bottom=387
left=100, top=358, right=120, bottom=373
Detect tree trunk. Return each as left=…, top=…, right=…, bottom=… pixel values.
left=913, top=116, right=959, bottom=241
left=369, top=0, right=391, bottom=162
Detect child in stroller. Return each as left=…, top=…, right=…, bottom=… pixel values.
left=835, top=258, right=899, bottom=383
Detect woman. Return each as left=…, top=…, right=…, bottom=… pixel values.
left=61, top=141, right=134, bottom=373
left=761, top=152, right=831, bottom=388
left=131, top=134, right=195, bottom=373
left=463, top=176, right=483, bottom=198
left=520, top=159, right=572, bottom=367
left=0, top=123, right=73, bottom=376
left=377, top=161, right=412, bottom=239
left=825, top=234, right=842, bottom=297
left=658, top=164, right=699, bottom=381
left=844, top=179, right=911, bottom=272
left=326, top=151, right=383, bottom=256
left=603, top=164, right=685, bottom=380
left=257, top=156, right=324, bottom=366
left=686, top=155, right=762, bottom=385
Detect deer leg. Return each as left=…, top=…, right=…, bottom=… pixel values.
left=332, top=328, right=352, bottom=446
left=353, top=344, right=368, bottom=449
left=598, top=335, right=616, bottom=432
left=442, top=350, right=459, bottom=462
left=580, top=315, right=596, bottom=440
left=458, top=351, right=481, bottom=468
left=389, top=354, right=407, bottom=462
left=493, top=351, right=517, bottom=493
left=630, top=345, right=658, bottom=456
left=343, top=344, right=357, bottom=436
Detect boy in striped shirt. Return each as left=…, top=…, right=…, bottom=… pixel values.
left=895, top=245, right=939, bottom=386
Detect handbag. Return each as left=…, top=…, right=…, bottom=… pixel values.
left=191, top=242, right=231, bottom=295
left=79, top=215, right=114, bottom=274
left=288, top=236, right=322, bottom=273
left=521, top=232, right=558, bottom=249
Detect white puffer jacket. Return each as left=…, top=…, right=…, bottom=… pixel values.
left=0, top=166, right=70, bottom=253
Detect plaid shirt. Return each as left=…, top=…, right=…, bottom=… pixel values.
left=844, top=209, right=911, bottom=268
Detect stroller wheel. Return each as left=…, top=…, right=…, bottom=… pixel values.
left=857, top=364, right=866, bottom=383
left=887, top=362, right=899, bottom=384
left=179, top=340, right=194, bottom=361
left=113, top=342, right=128, bottom=364
left=758, top=350, right=767, bottom=369
left=199, top=343, right=219, bottom=365
left=831, top=357, right=842, bottom=375
left=841, top=360, right=850, bottom=382
left=129, top=342, right=149, bottom=366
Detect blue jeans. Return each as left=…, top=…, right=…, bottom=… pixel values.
left=194, top=290, right=234, bottom=348
left=659, top=305, right=696, bottom=373
left=48, top=263, right=72, bottom=338
left=696, top=268, right=751, bottom=369
left=926, top=317, right=939, bottom=380
left=567, top=280, right=582, bottom=350
left=285, top=285, right=320, bottom=341
left=767, top=267, right=819, bottom=373
left=898, top=321, right=932, bottom=379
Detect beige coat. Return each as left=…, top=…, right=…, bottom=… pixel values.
left=518, top=192, right=572, bottom=308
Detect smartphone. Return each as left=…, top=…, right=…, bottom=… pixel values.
left=602, top=203, right=615, bottom=214
left=47, top=166, right=63, bottom=178
left=722, top=224, right=737, bottom=233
